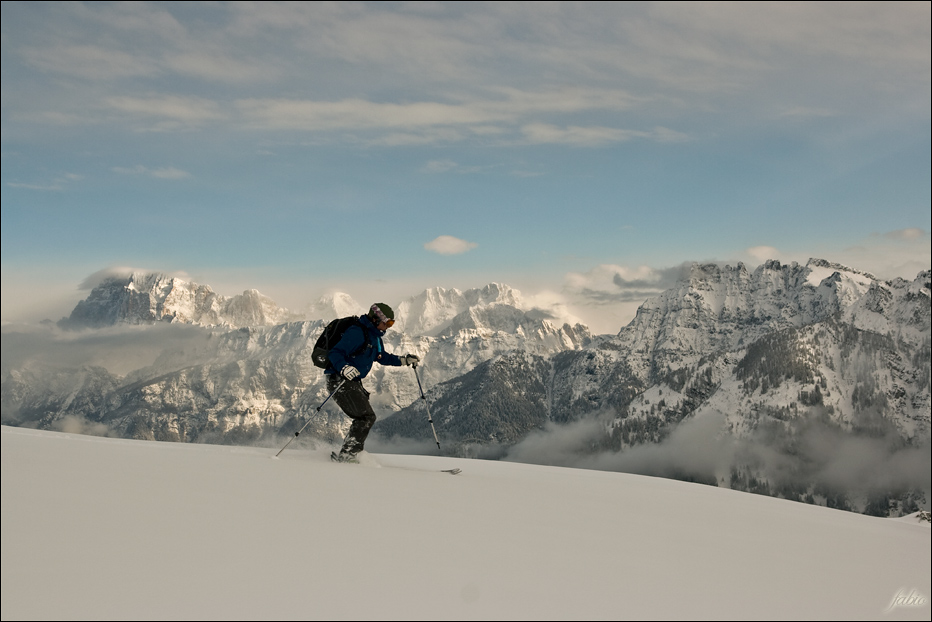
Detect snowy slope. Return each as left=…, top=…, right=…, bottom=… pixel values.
left=2, top=426, right=930, bottom=621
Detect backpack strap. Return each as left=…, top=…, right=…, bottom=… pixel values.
left=348, top=318, right=371, bottom=357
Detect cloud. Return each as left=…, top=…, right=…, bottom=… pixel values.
left=164, top=52, right=278, bottom=84
left=777, top=106, right=837, bottom=118
left=234, top=87, right=639, bottom=135
left=421, top=159, right=483, bottom=174
left=520, top=123, right=691, bottom=146
left=743, top=230, right=930, bottom=281
left=50, top=415, right=114, bottom=437
left=839, top=229, right=932, bottom=281
left=590, top=412, right=736, bottom=482
left=506, top=418, right=608, bottom=466
left=422, top=160, right=460, bottom=173
left=8, top=3, right=924, bottom=151
left=368, top=128, right=467, bottom=147
left=105, top=96, right=225, bottom=127
left=78, top=267, right=191, bottom=291
left=5, top=173, right=83, bottom=192
left=651, top=126, right=691, bottom=142
left=503, top=410, right=931, bottom=506
left=564, top=263, right=687, bottom=305
left=745, top=245, right=784, bottom=262
left=521, top=123, right=646, bottom=147
left=560, top=263, right=692, bottom=333
left=520, top=290, right=587, bottom=327
left=6, top=182, right=64, bottom=191
left=78, top=267, right=136, bottom=291
left=7, top=2, right=928, bottom=138
left=502, top=412, right=734, bottom=483
left=882, top=228, right=927, bottom=241
left=1, top=321, right=214, bottom=385
left=21, top=44, right=159, bottom=80
left=112, top=165, right=191, bottom=179
left=424, top=235, right=478, bottom=255
left=236, top=98, right=502, bottom=132
left=151, top=167, right=191, bottom=179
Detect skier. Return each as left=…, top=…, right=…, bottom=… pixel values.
left=327, top=303, right=419, bottom=462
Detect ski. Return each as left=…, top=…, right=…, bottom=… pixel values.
left=330, top=451, right=461, bottom=474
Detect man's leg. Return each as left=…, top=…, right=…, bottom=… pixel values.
left=328, top=376, right=377, bottom=456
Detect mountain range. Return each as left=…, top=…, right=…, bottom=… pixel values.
left=2, top=258, right=929, bottom=516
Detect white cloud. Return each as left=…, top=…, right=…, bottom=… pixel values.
left=150, top=167, right=191, bottom=179
left=560, top=263, right=681, bottom=333
left=5, top=173, right=83, bottom=192
left=234, top=88, right=639, bottom=135
left=422, top=159, right=460, bottom=173
left=521, top=123, right=646, bottom=147
left=368, top=128, right=466, bottom=147
left=21, top=44, right=159, bottom=80
left=6, top=182, right=63, bottom=191
left=78, top=267, right=191, bottom=291
left=564, top=263, right=668, bottom=296
left=164, top=52, right=277, bottom=84
left=883, top=228, right=926, bottom=241
left=424, top=235, right=478, bottom=255
left=837, top=229, right=931, bottom=280
left=742, top=231, right=931, bottom=281
left=236, top=98, right=499, bottom=132
left=520, top=123, right=689, bottom=147
left=745, top=245, right=784, bottom=262
left=420, top=159, right=483, bottom=173
left=777, top=106, right=837, bottom=118
left=105, top=96, right=225, bottom=125
left=112, top=165, right=191, bottom=179
left=9, top=2, right=929, bottom=136
left=652, top=126, right=691, bottom=142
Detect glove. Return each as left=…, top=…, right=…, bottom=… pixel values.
left=399, top=354, right=420, bottom=366
left=341, top=365, right=360, bottom=381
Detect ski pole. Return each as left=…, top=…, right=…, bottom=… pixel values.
left=412, top=364, right=442, bottom=452
left=275, top=379, right=346, bottom=457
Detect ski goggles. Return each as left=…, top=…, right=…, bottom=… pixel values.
left=370, top=304, right=395, bottom=327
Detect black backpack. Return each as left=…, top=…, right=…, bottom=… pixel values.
left=311, top=316, right=369, bottom=369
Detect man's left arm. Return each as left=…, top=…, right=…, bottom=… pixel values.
left=378, top=352, right=419, bottom=367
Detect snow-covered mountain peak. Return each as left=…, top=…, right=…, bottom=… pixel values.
left=611, top=259, right=930, bottom=378
left=684, top=261, right=750, bottom=284
left=307, top=292, right=362, bottom=321
left=396, top=282, right=524, bottom=336
left=804, top=258, right=876, bottom=309
left=909, top=269, right=932, bottom=296
left=62, top=272, right=302, bottom=329
left=805, top=257, right=877, bottom=285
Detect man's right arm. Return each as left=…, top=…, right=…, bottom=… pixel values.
left=328, top=325, right=364, bottom=376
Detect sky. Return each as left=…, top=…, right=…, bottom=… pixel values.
left=2, top=425, right=931, bottom=621
left=2, top=2, right=930, bottom=333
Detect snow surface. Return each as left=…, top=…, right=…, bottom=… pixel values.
left=2, top=425, right=930, bottom=621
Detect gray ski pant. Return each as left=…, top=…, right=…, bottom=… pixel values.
left=327, top=375, right=377, bottom=455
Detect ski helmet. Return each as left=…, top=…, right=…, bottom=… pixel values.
left=369, top=303, right=395, bottom=325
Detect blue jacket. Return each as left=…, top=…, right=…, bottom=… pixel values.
left=325, top=314, right=402, bottom=378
